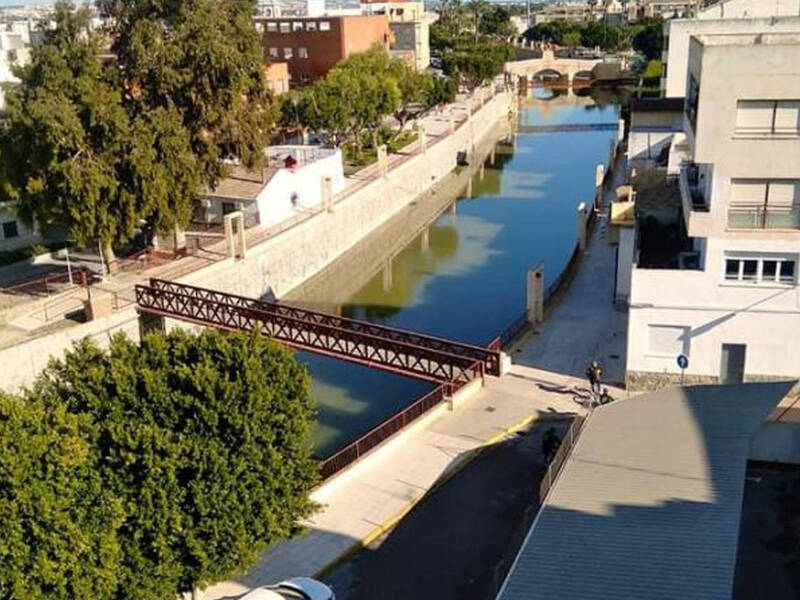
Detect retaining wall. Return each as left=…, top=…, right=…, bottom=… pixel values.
left=0, top=91, right=514, bottom=393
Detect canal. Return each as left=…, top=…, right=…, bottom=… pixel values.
left=289, top=87, right=628, bottom=457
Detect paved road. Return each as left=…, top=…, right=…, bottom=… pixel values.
left=324, top=421, right=568, bottom=600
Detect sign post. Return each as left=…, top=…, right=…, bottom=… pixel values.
left=677, top=354, right=689, bottom=385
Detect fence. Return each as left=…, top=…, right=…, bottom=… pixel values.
left=538, top=416, right=585, bottom=503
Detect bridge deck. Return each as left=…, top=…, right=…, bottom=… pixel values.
left=135, top=279, right=500, bottom=388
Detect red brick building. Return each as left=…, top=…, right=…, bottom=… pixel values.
left=259, top=14, right=391, bottom=85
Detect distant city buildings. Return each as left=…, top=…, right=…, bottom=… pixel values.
left=259, top=14, right=390, bottom=85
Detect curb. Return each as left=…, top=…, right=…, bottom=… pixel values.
left=312, top=411, right=573, bottom=579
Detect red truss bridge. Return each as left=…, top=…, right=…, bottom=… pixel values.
left=134, top=279, right=501, bottom=391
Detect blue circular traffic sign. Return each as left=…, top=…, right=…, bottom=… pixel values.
left=677, top=354, right=689, bottom=370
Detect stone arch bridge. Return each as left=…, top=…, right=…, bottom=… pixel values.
left=505, top=48, right=604, bottom=87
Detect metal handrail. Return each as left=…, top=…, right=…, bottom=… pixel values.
left=728, top=204, right=800, bottom=230
left=539, top=416, right=586, bottom=503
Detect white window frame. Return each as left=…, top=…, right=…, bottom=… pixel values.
left=268, top=47, right=278, bottom=58
left=292, top=22, right=303, bottom=32
left=305, top=21, right=317, bottom=31
left=266, top=22, right=278, bottom=32
left=283, top=47, right=293, bottom=59
left=723, top=253, right=797, bottom=286
left=319, top=21, right=331, bottom=31
left=279, top=22, right=290, bottom=33
left=298, top=47, right=308, bottom=59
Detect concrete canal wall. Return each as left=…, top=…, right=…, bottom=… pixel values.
left=0, top=91, right=514, bottom=393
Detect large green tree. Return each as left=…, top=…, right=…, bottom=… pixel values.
left=0, top=392, right=123, bottom=600
left=0, top=3, right=198, bottom=270
left=632, top=18, right=664, bottom=60
left=442, top=41, right=513, bottom=90
left=107, top=0, right=276, bottom=189
left=31, top=329, right=318, bottom=599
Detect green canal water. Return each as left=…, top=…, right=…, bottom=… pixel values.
left=303, top=88, right=629, bottom=457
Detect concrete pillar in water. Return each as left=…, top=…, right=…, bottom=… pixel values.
left=450, top=200, right=458, bottom=216
left=618, top=118, right=625, bottom=142
left=527, top=263, right=544, bottom=325
left=139, top=311, right=165, bottom=339
left=595, top=164, right=605, bottom=188
left=420, top=228, right=429, bottom=252
left=479, top=162, right=485, bottom=181
left=577, top=202, right=589, bottom=252
left=321, top=176, right=333, bottom=212
left=465, top=176, right=472, bottom=199
left=382, top=259, right=393, bottom=292
left=490, top=146, right=496, bottom=166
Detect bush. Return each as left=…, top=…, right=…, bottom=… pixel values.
left=8, top=329, right=319, bottom=600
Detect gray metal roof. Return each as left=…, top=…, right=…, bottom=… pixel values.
left=497, top=382, right=796, bottom=600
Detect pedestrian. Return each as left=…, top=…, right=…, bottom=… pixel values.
left=586, top=361, right=603, bottom=397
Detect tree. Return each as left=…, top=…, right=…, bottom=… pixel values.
left=632, top=18, right=664, bottom=60
left=0, top=2, right=198, bottom=271
left=0, top=391, right=123, bottom=600
left=428, top=75, right=458, bottom=106
left=388, top=59, right=434, bottom=133
left=466, top=0, right=490, bottom=42
left=442, top=42, right=513, bottom=90
left=107, top=0, right=276, bottom=190
left=563, top=30, right=582, bottom=51
left=480, top=5, right=515, bottom=38
left=32, top=329, right=318, bottom=600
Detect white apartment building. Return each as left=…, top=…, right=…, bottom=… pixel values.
left=622, top=32, right=800, bottom=390
left=660, top=0, right=800, bottom=97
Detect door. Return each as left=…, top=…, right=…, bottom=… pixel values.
left=720, top=344, right=746, bottom=384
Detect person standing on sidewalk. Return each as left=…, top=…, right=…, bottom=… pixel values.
left=586, top=361, right=603, bottom=397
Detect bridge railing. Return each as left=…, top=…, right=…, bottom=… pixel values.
left=145, top=278, right=502, bottom=376
left=318, top=358, right=483, bottom=480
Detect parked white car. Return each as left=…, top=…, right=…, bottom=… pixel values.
left=240, top=577, right=335, bottom=600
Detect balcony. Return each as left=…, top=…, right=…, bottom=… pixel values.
left=679, top=162, right=709, bottom=211
left=728, top=205, right=800, bottom=231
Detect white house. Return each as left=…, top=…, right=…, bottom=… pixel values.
left=198, top=145, right=345, bottom=229
left=660, top=0, right=800, bottom=97
left=0, top=200, right=40, bottom=251
left=622, top=32, right=800, bottom=390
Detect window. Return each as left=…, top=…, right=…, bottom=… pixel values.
left=319, top=20, right=331, bottom=31
left=729, top=179, right=800, bottom=229
left=298, top=47, right=308, bottom=59
left=300, top=73, right=310, bottom=84
left=283, top=47, right=293, bottom=59
left=724, top=254, right=797, bottom=285
left=2, top=220, right=18, bottom=239
left=279, top=22, right=290, bottom=33
left=648, top=325, right=689, bottom=356
left=266, top=21, right=278, bottom=32
left=292, top=21, right=303, bottom=31
left=305, top=21, right=317, bottom=31
left=736, top=100, right=800, bottom=136
left=269, top=47, right=278, bottom=58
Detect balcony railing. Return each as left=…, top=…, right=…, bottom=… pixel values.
left=728, top=205, right=800, bottom=230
